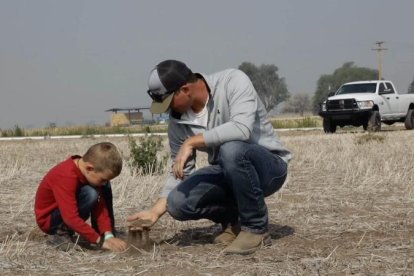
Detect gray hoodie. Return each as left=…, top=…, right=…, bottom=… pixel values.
left=161, top=69, right=291, bottom=197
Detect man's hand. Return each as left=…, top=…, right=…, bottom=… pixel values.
left=173, top=134, right=206, bottom=180
left=126, top=198, right=167, bottom=230
left=126, top=210, right=159, bottom=231
left=102, top=237, right=127, bottom=252
left=173, top=140, right=194, bottom=179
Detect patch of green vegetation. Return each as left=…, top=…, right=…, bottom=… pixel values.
left=128, top=135, right=168, bottom=175
left=3, top=124, right=169, bottom=137
left=0, top=125, right=25, bottom=137
left=271, top=117, right=321, bottom=129
left=3, top=116, right=323, bottom=138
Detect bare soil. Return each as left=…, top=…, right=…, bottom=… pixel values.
left=1, top=129, right=413, bottom=275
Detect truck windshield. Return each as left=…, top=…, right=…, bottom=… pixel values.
left=336, top=83, right=377, bottom=95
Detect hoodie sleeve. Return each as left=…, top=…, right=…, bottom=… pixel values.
left=203, top=70, right=257, bottom=147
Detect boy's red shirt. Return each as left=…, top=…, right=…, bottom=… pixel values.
left=34, top=156, right=112, bottom=243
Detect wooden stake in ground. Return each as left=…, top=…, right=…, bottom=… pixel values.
left=127, top=219, right=153, bottom=250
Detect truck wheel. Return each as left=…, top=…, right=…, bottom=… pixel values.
left=405, top=109, right=414, bottom=130
left=323, top=118, right=337, bottom=133
left=367, top=111, right=381, bottom=132
left=362, top=122, right=368, bottom=130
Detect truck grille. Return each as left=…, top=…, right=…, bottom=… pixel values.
left=327, top=99, right=358, bottom=111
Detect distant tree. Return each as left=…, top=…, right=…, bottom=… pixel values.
left=312, top=62, right=378, bottom=113
left=408, top=77, right=414, bottom=94
left=239, top=62, right=289, bottom=111
left=283, top=93, right=311, bottom=116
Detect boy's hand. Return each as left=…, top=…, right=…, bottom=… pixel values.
left=127, top=210, right=158, bottom=230
left=102, top=237, right=127, bottom=252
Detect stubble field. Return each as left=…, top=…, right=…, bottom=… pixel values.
left=0, top=129, right=413, bottom=275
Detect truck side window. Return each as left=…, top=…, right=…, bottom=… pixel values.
left=385, top=82, right=395, bottom=94
left=379, top=83, right=386, bottom=94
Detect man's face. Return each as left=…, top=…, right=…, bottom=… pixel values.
left=85, top=169, right=114, bottom=187
left=169, top=88, right=192, bottom=114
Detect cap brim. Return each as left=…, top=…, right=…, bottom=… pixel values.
left=150, top=93, right=174, bottom=114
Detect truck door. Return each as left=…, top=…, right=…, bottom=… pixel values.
left=378, top=83, right=392, bottom=117
left=385, top=82, right=406, bottom=115
left=382, top=82, right=400, bottom=117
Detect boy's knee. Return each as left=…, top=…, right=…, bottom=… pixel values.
left=78, top=185, right=99, bottom=206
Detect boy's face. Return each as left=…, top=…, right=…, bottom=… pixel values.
left=85, top=167, right=114, bottom=187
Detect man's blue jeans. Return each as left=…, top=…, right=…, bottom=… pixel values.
left=167, top=141, right=288, bottom=234
left=49, top=182, right=114, bottom=234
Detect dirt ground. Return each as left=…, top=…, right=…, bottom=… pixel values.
left=0, top=129, right=413, bottom=275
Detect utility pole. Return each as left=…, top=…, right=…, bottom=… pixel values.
left=371, top=41, right=388, bottom=80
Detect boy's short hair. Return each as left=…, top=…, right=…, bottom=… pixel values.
left=83, top=142, right=122, bottom=176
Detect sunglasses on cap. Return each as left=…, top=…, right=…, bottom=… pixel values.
left=147, top=89, right=175, bottom=103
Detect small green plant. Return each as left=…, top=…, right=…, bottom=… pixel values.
left=129, top=135, right=168, bottom=175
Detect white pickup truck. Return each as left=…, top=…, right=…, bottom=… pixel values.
left=319, top=80, right=414, bottom=133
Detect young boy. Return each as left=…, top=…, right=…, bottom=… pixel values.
left=35, top=142, right=127, bottom=252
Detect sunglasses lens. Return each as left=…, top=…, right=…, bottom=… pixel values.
left=148, top=90, right=173, bottom=102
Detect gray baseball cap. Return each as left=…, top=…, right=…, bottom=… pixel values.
left=147, top=60, right=193, bottom=113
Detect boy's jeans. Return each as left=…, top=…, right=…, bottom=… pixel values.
left=48, top=182, right=114, bottom=235
left=167, top=141, right=288, bottom=234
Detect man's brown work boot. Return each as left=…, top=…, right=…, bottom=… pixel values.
left=213, top=224, right=241, bottom=245
left=223, top=230, right=271, bottom=255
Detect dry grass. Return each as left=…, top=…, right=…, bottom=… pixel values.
left=0, top=130, right=414, bottom=275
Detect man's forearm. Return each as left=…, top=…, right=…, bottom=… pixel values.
left=186, top=133, right=206, bottom=149
left=151, top=197, right=167, bottom=217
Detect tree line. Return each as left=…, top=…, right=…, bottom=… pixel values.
left=238, top=61, right=414, bottom=116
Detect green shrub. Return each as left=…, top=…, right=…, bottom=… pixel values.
left=128, top=135, right=168, bottom=175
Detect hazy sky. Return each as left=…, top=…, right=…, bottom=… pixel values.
left=1, top=0, right=414, bottom=128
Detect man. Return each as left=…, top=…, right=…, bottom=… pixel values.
left=128, top=60, right=291, bottom=255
